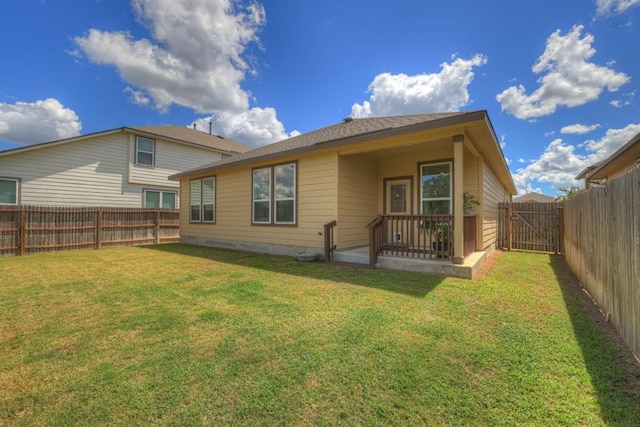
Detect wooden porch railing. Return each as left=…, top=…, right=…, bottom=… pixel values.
left=367, top=215, right=462, bottom=267
left=323, top=220, right=337, bottom=262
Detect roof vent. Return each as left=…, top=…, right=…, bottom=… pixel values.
left=343, top=117, right=354, bottom=123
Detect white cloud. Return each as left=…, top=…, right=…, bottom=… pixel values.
left=351, top=54, right=487, bottom=118
left=596, top=0, right=640, bottom=15
left=610, top=89, right=635, bottom=108
left=518, top=158, right=526, bottom=163
left=73, top=0, right=299, bottom=147
left=191, top=107, right=299, bottom=147
left=0, top=98, right=81, bottom=145
left=496, top=25, right=629, bottom=120
left=75, top=0, right=265, bottom=114
left=512, top=123, right=640, bottom=193
left=560, top=123, right=601, bottom=135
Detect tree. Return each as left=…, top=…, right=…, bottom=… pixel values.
left=556, top=186, right=585, bottom=200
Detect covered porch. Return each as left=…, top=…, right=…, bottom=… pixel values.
left=322, top=128, right=490, bottom=276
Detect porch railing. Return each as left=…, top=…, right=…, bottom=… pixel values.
left=367, top=214, right=455, bottom=267
left=323, top=220, right=337, bottom=262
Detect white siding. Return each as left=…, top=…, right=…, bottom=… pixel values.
left=0, top=131, right=222, bottom=207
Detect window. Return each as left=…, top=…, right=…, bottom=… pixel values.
left=253, top=162, right=296, bottom=225
left=144, top=190, right=177, bottom=209
left=135, top=137, right=155, bottom=166
left=420, top=162, right=452, bottom=215
left=0, top=178, right=18, bottom=205
left=190, top=177, right=215, bottom=223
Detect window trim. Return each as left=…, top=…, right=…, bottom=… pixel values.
left=142, top=188, right=177, bottom=209
left=0, top=177, right=20, bottom=205
left=418, top=160, right=453, bottom=215
left=189, top=176, right=216, bottom=224
left=252, top=161, right=297, bottom=226
left=135, top=136, right=156, bottom=167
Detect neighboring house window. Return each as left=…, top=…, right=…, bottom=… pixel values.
left=0, top=178, right=19, bottom=205
left=143, top=189, right=177, bottom=209
left=420, top=162, right=452, bottom=214
left=190, top=177, right=215, bottom=223
left=135, top=137, right=155, bottom=166
left=252, top=162, right=296, bottom=225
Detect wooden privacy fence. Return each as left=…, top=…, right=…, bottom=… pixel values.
left=563, top=167, right=640, bottom=359
left=498, top=202, right=564, bottom=254
left=0, top=206, right=180, bottom=257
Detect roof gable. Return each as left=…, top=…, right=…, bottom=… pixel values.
left=0, top=125, right=251, bottom=158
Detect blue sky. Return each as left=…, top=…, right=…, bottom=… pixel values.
left=1, top=0, right=639, bottom=196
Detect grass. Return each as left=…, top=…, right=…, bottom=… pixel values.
left=1, top=244, right=639, bottom=425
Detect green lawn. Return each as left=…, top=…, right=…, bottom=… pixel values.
left=1, top=245, right=639, bottom=425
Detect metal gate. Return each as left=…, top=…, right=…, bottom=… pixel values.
left=498, top=202, right=564, bottom=254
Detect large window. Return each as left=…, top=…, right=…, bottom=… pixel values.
left=420, top=162, right=452, bottom=215
left=190, top=177, right=215, bottom=223
left=143, top=189, right=177, bottom=209
left=253, top=162, right=296, bottom=225
left=0, top=178, right=18, bottom=205
left=135, top=136, right=155, bottom=166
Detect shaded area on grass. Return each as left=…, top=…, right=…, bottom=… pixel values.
left=549, top=254, right=640, bottom=425
left=141, top=243, right=445, bottom=298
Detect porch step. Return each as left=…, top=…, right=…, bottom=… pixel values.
left=333, top=247, right=370, bottom=265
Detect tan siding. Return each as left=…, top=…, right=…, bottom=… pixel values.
left=180, top=152, right=338, bottom=252
left=337, top=155, right=378, bottom=248
left=482, top=162, right=508, bottom=249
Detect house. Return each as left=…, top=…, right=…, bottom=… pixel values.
left=577, top=132, right=640, bottom=187
left=0, top=126, right=251, bottom=208
left=512, top=192, right=556, bottom=203
left=170, top=111, right=516, bottom=278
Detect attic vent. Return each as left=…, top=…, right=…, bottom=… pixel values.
left=343, top=117, right=354, bottom=123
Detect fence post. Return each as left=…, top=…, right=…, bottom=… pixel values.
left=155, top=210, right=161, bottom=244
left=97, top=208, right=103, bottom=249
left=19, top=208, right=26, bottom=256
left=506, top=203, right=512, bottom=251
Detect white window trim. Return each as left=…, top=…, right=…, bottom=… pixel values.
left=189, top=177, right=215, bottom=223
left=0, top=177, right=19, bottom=205
left=135, top=136, right=155, bottom=167
left=420, top=161, right=453, bottom=215
left=143, top=189, right=177, bottom=209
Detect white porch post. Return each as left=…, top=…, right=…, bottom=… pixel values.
left=453, top=134, right=464, bottom=264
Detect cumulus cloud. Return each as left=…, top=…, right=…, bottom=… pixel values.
left=74, top=0, right=265, bottom=113
left=512, top=122, right=640, bottom=193
left=0, top=98, right=82, bottom=145
left=560, top=123, right=601, bottom=135
left=73, top=0, right=297, bottom=147
left=596, top=0, right=640, bottom=15
left=191, top=107, right=300, bottom=147
left=496, top=25, right=629, bottom=120
left=351, top=54, right=487, bottom=118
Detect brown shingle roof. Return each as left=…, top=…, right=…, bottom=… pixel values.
left=513, top=192, right=557, bottom=203
left=127, top=125, right=251, bottom=154
left=170, top=111, right=483, bottom=179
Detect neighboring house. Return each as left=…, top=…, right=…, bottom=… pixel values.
left=0, top=126, right=251, bottom=208
left=512, top=192, right=556, bottom=203
left=577, top=132, right=640, bottom=187
left=170, top=111, right=516, bottom=277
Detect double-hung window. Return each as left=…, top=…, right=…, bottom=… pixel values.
left=135, top=137, right=155, bottom=166
left=253, top=162, right=296, bottom=225
left=143, top=190, right=177, bottom=209
left=190, top=177, right=215, bottom=223
left=420, top=162, right=452, bottom=215
left=0, top=178, right=19, bottom=205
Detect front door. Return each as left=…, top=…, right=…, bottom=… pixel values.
left=385, top=178, right=412, bottom=215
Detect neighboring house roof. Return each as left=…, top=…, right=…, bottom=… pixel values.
left=0, top=125, right=251, bottom=158
left=513, top=192, right=557, bottom=203
left=170, top=110, right=515, bottom=195
left=584, top=132, right=640, bottom=182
